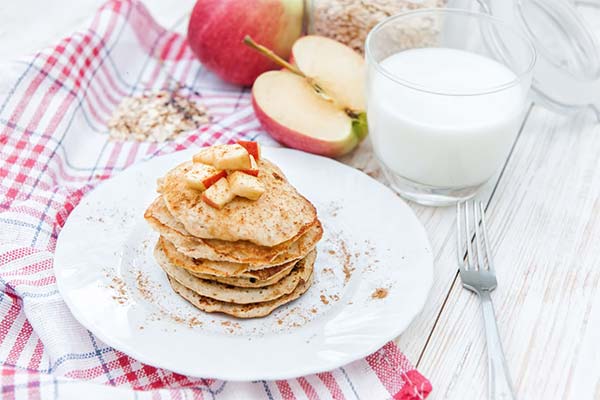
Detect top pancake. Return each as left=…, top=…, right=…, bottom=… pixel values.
left=159, top=158, right=317, bottom=247
left=144, top=197, right=322, bottom=267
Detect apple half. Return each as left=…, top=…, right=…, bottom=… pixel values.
left=250, top=36, right=368, bottom=157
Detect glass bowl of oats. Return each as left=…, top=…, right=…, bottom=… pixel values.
left=306, top=0, right=447, bottom=53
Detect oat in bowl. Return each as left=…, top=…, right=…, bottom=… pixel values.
left=307, top=0, right=447, bottom=53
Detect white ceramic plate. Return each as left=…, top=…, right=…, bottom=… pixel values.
left=54, top=147, right=433, bottom=381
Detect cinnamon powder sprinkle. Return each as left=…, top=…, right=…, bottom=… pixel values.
left=109, top=276, right=128, bottom=304
left=135, top=271, right=154, bottom=302
left=371, top=288, right=389, bottom=299
left=340, top=240, right=354, bottom=284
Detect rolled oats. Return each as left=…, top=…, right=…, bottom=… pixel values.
left=107, top=91, right=209, bottom=142
left=308, top=0, right=447, bottom=53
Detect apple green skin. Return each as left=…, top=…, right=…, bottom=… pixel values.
left=252, top=94, right=368, bottom=158
left=187, top=0, right=303, bottom=86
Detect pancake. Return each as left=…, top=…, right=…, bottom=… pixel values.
left=167, top=271, right=313, bottom=318
left=145, top=197, right=323, bottom=267
left=156, top=243, right=315, bottom=304
left=188, top=271, right=288, bottom=288
left=159, top=158, right=317, bottom=246
left=159, top=237, right=298, bottom=287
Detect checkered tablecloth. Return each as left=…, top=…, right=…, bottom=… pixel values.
left=0, top=1, right=432, bottom=398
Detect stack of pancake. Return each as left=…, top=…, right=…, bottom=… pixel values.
left=144, top=155, right=323, bottom=318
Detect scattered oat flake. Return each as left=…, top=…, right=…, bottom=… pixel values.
left=371, top=288, right=389, bottom=299
left=320, top=295, right=329, bottom=305
left=107, top=90, right=209, bottom=142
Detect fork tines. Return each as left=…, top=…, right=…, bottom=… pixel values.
left=456, top=201, right=494, bottom=272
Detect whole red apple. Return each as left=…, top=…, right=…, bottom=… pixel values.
left=187, top=0, right=303, bottom=86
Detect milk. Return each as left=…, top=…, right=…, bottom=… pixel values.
left=368, top=48, right=526, bottom=188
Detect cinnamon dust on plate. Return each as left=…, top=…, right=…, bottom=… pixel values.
left=371, top=288, right=389, bottom=299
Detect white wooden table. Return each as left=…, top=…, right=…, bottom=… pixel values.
left=6, top=2, right=600, bottom=399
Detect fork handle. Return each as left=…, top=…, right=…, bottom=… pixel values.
left=479, top=290, right=516, bottom=400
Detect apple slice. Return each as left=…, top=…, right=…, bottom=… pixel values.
left=239, top=155, right=259, bottom=177
left=184, top=163, right=227, bottom=191
left=252, top=71, right=367, bottom=157
left=212, top=144, right=252, bottom=170
left=237, top=141, right=261, bottom=160
left=228, top=171, right=265, bottom=200
left=201, top=177, right=235, bottom=209
left=291, top=36, right=365, bottom=112
left=245, top=36, right=367, bottom=157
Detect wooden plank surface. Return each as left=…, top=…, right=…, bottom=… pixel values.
left=418, top=107, right=600, bottom=399
left=340, top=106, right=532, bottom=366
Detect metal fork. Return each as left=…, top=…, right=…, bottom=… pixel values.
left=456, top=201, right=515, bottom=400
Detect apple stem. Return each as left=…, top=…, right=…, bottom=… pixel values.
left=243, top=36, right=304, bottom=77
left=244, top=35, right=337, bottom=105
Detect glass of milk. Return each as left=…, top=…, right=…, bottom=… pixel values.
left=365, top=9, right=536, bottom=206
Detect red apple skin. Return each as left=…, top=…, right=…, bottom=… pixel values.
left=252, top=96, right=359, bottom=158
left=237, top=141, right=261, bottom=160
left=240, top=169, right=260, bottom=177
left=202, top=170, right=227, bottom=189
left=187, top=0, right=303, bottom=86
left=201, top=193, right=222, bottom=209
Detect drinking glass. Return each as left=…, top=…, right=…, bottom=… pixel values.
left=365, top=9, right=536, bottom=206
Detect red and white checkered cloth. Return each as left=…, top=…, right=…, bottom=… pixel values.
left=0, top=1, right=432, bottom=399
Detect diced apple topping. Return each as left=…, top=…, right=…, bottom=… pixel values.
left=228, top=171, right=265, bottom=201
left=201, top=177, right=235, bottom=209
left=189, top=143, right=266, bottom=204
left=212, top=144, right=252, bottom=170
left=192, top=147, right=216, bottom=165
left=184, top=163, right=227, bottom=191
left=239, top=155, right=259, bottom=177
left=237, top=141, right=261, bottom=160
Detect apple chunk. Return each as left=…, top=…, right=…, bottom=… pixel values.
left=212, top=144, right=252, bottom=170
left=184, top=163, right=226, bottom=191
left=252, top=71, right=366, bottom=157
left=239, top=155, right=259, bottom=177
left=228, top=171, right=265, bottom=200
left=237, top=141, right=261, bottom=160
left=201, top=177, right=235, bottom=209
left=193, top=146, right=217, bottom=165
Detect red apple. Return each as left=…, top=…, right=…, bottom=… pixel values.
left=187, top=0, right=303, bottom=86
left=249, top=35, right=368, bottom=157
left=237, top=141, right=261, bottom=160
